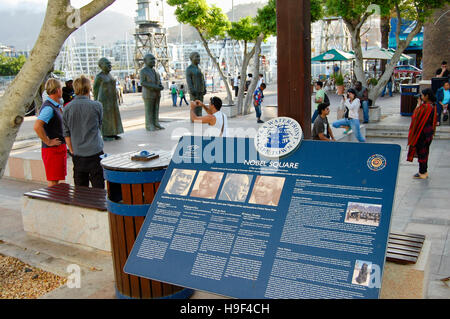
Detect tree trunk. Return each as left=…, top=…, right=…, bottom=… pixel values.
left=422, top=5, right=450, bottom=80
left=236, top=42, right=256, bottom=115
left=0, top=0, right=115, bottom=178
left=244, top=33, right=264, bottom=115
left=369, top=20, right=423, bottom=103
left=380, top=15, right=391, bottom=73
left=344, top=19, right=367, bottom=85
left=197, top=31, right=234, bottom=105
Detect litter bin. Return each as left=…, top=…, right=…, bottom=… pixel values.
left=431, top=77, right=448, bottom=94
left=400, top=84, right=420, bottom=116
left=101, top=150, right=194, bottom=299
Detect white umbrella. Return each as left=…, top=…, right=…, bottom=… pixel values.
left=362, top=48, right=412, bottom=61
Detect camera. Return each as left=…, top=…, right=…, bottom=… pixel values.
left=414, top=93, right=421, bottom=99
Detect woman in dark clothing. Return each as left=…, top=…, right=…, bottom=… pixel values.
left=407, top=88, right=437, bottom=179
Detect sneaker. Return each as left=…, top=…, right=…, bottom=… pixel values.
left=257, top=120, right=264, bottom=123
left=343, top=127, right=352, bottom=134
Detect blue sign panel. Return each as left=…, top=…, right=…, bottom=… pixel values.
left=389, top=18, right=423, bottom=50
left=124, top=136, right=401, bottom=299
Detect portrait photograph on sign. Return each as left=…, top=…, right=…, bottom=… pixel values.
left=218, top=173, right=253, bottom=203
left=164, top=169, right=196, bottom=196
left=248, top=175, right=285, bottom=206
left=345, top=202, right=382, bottom=227
left=352, top=260, right=373, bottom=287
left=190, top=171, right=224, bottom=199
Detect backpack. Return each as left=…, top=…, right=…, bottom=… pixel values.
left=323, top=93, right=330, bottom=107
left=171, top=86, right=177, bottom=94
left=179, top=89, right=184, bottom=98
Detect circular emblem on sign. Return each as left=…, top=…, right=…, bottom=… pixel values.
left=254, top=117, right=303, bottom=159
left=323, top=53, right=335, bottom=60
left=367, top=154, right=387, bottom=171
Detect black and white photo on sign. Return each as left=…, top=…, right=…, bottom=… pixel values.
left=218, top=173, right=253, bottom=202
left=190, top=171, right=224, bottom=199
left=164, top=169, right=196, bottom=196
left=248, top=175, right=285, bottom=206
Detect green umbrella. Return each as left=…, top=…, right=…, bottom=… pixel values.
left=311, top=49, right=355, bottom=62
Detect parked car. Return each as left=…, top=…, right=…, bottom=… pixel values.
left=394, top=65, right=422, bottom=75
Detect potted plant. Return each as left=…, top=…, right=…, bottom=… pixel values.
left=368, top=78, right=378, bottom=89
left=335, top=73, right=345, bottom=95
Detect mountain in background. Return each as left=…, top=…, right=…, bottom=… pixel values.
left=0, top=2, right=263, bottom=50
left=0, top=9, right=135, bottom=50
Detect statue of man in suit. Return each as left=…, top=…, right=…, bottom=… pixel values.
left=140, top=53, right=164, bottom=131
left=186, top=52, right=206, bottom=119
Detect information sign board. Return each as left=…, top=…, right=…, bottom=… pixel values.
left=124, top=136, right=401, bottom=299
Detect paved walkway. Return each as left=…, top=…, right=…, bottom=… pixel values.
left=0, top=85, right=448, bottom=299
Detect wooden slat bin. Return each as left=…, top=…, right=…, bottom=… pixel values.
left=101, top=151, right=193, bottom=299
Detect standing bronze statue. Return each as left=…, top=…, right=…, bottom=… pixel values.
left=186, top=52, right=206, bottom=118
left=140, top=54, right=164, bottom=131
left=93, top=58, right=124, bottom=141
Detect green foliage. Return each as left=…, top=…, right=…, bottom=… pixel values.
left=228, top=16, right=260, bottom=43
left=368, top=77, right=378, bottom=86
left=324, top=0, right=448, bottom=24
left=167, top=0, right=230, bottom=40
left=255, top=0, right=276, bottom=37
left=335, top=72, right=344, bottom=85
left=311, top=0, right=325, bottom=23
left=0, top=54, right=27, bottom=76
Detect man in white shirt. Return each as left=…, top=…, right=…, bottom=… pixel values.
left=190, top=96, right=228, bottom=137
left=256, top=73, right=264, bottom=88
left=332, top=88, right=365, bottom=142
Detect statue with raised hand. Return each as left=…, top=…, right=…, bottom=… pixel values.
left=186, top=52, right=206, bottom=119
left=93, top=57, right=124, bottom=140
left=140, top=54, right=165, bottom=131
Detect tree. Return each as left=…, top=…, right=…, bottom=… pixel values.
left=228, top=16, right=261, bottom=115
left=0, top=55, right=27, bottom=76
left=242, top=0, right=277, bottom=115
left=167, top=0, right=233, bottom=105
left=0, top=0, right=116, bottom=179
left=241, top=0, right=324, bottom=115
left=325, top=0, right=449, bottom=103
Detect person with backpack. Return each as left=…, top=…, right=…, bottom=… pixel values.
left=311, top=81, right=329, bottom=123
left=169, top=81, right=178, bottom=107
left=179, top=84, right=189, bottom=106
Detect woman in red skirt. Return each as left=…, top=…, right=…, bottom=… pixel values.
left=407, top=88, right=437, bottom=179
left=33, top=78, right=67, bottom=186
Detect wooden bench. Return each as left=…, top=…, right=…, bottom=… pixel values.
left=22, top=183, right=111, bottom=252
left=381, top=231, right=430, bottom=299
left=23, top=183, right=107, bottom=211
left=386, top=232, right=425, bottom=264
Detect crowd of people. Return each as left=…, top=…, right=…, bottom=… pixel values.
left=311, top=60, right=450, bottom=180
left=32, top=57, right=448, bottom=188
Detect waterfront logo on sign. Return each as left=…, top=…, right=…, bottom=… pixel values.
left=367, top=154, right=387, bottom=171
left=254, top=117, right=303, bottom=159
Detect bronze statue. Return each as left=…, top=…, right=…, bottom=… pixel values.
left=93, top=58, right=124, bottom=140
left=186, top=52, right=206, bottom=118
left=140, top=54, right=164, bottom=131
